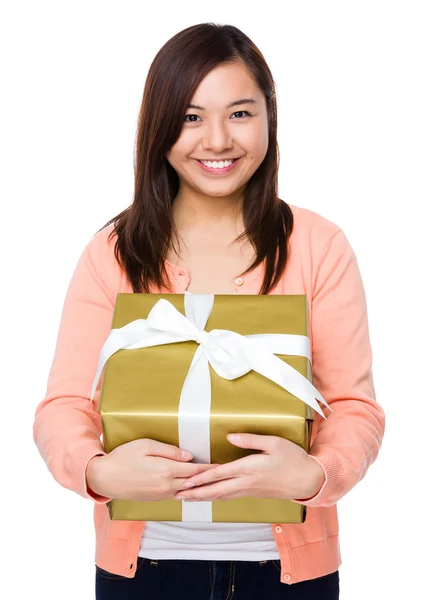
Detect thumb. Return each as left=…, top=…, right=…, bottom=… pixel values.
left=143, top=439, right=193, bottom=461
left=226, top=433, right=277, bottom=452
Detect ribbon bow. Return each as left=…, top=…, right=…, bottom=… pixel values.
left=89, top=294, right=331, bottom=427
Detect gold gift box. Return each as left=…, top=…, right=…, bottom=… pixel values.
left=97, top=293, right=316, bottom=524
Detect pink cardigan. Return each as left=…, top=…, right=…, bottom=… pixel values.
left=33, top=203, right=385, bottom=584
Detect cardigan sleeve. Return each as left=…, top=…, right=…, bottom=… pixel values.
left=292, top=229, right=385, bottom=507
left=33, top=235, right=114, bottom=503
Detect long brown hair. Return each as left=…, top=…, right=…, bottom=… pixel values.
left=97, top=23, right=294, bottom=294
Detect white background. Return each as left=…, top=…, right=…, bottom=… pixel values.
left=2, top=1, right=419, bottom=598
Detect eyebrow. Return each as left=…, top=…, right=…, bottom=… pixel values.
left=187, top=98, right=257, bottom=110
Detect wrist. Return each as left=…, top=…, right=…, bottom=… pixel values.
left=296, top=455, right=326, bottom=501
left=86, top=454, right=108, bottom=496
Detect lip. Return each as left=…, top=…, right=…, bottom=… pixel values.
left=194, top=157, right=241, bottom=175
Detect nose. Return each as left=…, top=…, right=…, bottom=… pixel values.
left=201, top=119, right=234, bottom=154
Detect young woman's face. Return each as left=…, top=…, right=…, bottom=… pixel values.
left=166, top=61, right=269, bottom=200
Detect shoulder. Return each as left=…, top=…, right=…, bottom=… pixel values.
left=288, top=202, right=343, bottom=244
left=84, top=223, right=117, bottom=257
left=284, top=202, right=356, bottom=290
left=287, top=202, right=350, bottom=260
left=82, top=223, right=123, bottom=296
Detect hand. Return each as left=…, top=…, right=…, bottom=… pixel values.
left=174, top=433, right=326, bottom=502
left=86, top=438, right=218, bottom=502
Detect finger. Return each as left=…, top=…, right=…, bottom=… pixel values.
left=175, top=478, right=245, bottom=501
left=227, top=433, right=281, bottom=453
left=179, top=460, right=244, bottom=489
left=173, top=462, right=220, bottom=478
left=144, top=439, right=193, bottom=461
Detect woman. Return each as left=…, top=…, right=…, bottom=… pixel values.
left=33, top=22, right=385, bottom=599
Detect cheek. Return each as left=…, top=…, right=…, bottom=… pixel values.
left=168, top=144, right=195, bottom=171
left=254, top=126, right=269, bottom=156
left=240, top=125, right=268, bottom=159
left=171, top=130, right=197, bottom=155
left=166, top=137, right=187, bottom=164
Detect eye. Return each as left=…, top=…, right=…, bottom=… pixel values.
left=183, top=110, right=252, bottom=123
left=184, top=114, right=201, bottom=123
left=231, top=110, right=252, bottom=119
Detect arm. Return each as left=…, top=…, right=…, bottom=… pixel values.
left=33, top=233, right=114, bottom=503
left=292, top=229, right=385, bottom=507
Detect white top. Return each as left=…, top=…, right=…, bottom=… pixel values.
left=138, top=521, right=280, bottom=560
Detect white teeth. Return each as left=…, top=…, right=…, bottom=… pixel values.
left=200, top=159, right=234, bottom=168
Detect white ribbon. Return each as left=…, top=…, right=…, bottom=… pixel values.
left=88, top=293, right=332, bottom=522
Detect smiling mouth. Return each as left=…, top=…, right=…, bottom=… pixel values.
left=193, top=157, right=241, bottom=174
left=194, top=157, right=241, bottom=161
left=195, top=158, right=241, bottom=166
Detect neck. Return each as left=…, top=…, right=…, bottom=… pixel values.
left=172, top=186, right=246, bottom=231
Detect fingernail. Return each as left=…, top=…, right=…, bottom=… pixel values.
left=227, top=434, right=240, bottom=442
left=176, top=496, right=186, bottom=500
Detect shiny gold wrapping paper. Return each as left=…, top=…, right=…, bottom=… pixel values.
left=98, top=293, right=316, bottom=524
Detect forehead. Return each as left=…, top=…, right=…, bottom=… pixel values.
left=189, top=62, right=263, bottom=109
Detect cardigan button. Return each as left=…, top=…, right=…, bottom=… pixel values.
left=275, top=525, right=283, bottom=533
left=235, top=277, right=244, bottom=286
left=283, top=573, right=292, bottom=582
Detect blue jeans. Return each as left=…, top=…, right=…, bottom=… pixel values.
left=95, top=557, right=340, bottom=599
